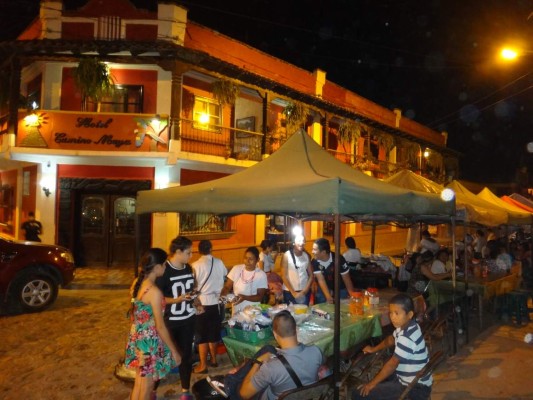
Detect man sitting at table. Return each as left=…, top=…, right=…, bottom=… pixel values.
left=353, top=293, right=432, bottom=400
left=206, top=310, right=323, bottom=399
left=312, top=237, right=357, bottom=304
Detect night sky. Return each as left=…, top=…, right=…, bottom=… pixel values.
left=1, top=0, right=531, bottom=184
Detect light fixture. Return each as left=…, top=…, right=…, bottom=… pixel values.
left=441, top=188, right=455, bottom=202
left=198, top=113, right=210, bottom=124
left=500, top=48, right=519, bottom=60
left=40, top=176, right=54, bottom=198
left=292, top=225, right=303, bottom=237
left=423, top=149, right=430, bottom=158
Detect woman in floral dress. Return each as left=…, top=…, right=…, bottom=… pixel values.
left=125, top=248, right=181, bottom=400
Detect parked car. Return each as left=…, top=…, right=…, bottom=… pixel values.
left=0, top=235, right=75, bottom=313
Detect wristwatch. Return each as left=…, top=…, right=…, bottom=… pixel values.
left=252, top=358, right=263, bottom=367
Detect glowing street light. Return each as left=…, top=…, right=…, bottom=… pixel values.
left=500, top=47, right=519, bottom=60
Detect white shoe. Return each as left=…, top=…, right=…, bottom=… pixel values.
left=206, top=376, right=228, bottom=398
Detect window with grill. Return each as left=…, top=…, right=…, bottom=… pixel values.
left=193, top=97, right=221, bottom=132
left=179, top=213, right=235, bottom=236
left=96, top=85, right=144, bottom=114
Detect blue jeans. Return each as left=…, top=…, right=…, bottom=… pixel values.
left=224, top=344, right=277, bottom=400
left=283, top=290, right=311, bottom=305
left=314, top=288, right=348, bottom=304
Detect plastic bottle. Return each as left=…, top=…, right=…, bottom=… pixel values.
left=367, top=287, right=380, bottom=308
left=350, top=291, right=364, bottom=316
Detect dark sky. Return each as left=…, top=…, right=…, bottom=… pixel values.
left=1, top=0, right=532, bottom=184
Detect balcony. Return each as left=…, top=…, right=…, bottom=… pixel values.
left=179, top=118, right=263, bottom=161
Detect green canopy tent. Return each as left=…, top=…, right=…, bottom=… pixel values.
left=136, top=130, right=455, bottom=397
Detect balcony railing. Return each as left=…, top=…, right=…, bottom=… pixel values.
left=327, top=149, right=407, bottom=178
left=179, top=118, right=263, bottom=161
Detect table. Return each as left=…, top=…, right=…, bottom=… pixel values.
left=222, top=301, right=386, bottom=366
left=427, top=272, right=519, bottom=328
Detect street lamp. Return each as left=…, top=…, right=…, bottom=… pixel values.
left=500, top=48, right=519, bottom=60
left=499, top=46, right=533, bottom=62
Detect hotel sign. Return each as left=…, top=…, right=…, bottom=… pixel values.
left=17, top=111, right=169, bottom=152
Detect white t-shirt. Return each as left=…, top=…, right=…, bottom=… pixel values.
left=420, top=238, right=440, bottom=254
left=192, top=254, right=227, bottom=306
left=282, top=250, right=311, bottom=291
left=430, top=259, right=447, bottom=274
left=343, top=248, right=362, bottom=264
left=259, top=251, right=275, bottom=273
left=227, top=264, right=268, bottom=314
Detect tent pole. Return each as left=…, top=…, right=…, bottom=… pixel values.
left=462, top=221, right=469, bottom=345
left=370, top=223, right=376, bottom=254
left=333, top=213, right=341, bottom=399
left=134, top=213, right=140, bottom=278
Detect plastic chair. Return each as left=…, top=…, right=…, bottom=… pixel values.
left=398, top=350, right=445, bottom=400
left=277, top=375, right=334, bottom=400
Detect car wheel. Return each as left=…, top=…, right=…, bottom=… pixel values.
left=9, top=271, right=58, bottom=313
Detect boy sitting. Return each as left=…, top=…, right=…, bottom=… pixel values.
left=352, top=293, right=432, bottom=400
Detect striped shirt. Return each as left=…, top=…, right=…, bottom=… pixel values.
left=393, top=319, right=432, bottom=387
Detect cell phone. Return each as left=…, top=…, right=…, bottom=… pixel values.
left=185, top=290, right=199, bottom=300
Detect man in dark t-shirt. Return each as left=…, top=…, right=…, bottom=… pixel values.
left=21, top=212, right=42, bottom=242
left=311, top=238, right=356, bottom=304
left=155, top=236, right=196, bottom=394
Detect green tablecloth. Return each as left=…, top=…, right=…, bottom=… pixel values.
left=222, top=301, right=384, bottom=366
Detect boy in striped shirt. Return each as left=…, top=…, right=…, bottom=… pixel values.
left=353, top=293, right=432, bottom=400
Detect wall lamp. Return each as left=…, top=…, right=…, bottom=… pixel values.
left=42, top=187, right=51, bottom=197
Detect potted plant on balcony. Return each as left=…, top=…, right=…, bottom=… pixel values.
left=283, top=101, right=308, bottom=135
left=72, top=58, right=114, bottom=112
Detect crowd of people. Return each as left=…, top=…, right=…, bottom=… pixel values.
left=124, top=234, right=440, bottom=400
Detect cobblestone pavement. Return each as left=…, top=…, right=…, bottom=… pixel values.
left=69, top=265, right=134, bottom=289
left=1, top=265, right=531, bottom=399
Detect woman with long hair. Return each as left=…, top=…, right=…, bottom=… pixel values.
left=125, top=248, right=181, bottom=400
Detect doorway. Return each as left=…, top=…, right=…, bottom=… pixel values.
left=58, top=177, right=152, bottom=268
left=81, top=195, right=136, bottom=267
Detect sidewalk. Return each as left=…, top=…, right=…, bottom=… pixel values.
left=68, top=264, right=134, bottom=289
left=74, top=266, right=533, bottom=399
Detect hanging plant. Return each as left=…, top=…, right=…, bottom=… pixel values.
left=182, top=88, right=195, bottom=117
left=338, top=120, right=362, bottom=144
left=426, top=150, right=444, bottom=172
left=212, top=79, right=239, bottom=105
left=283, top=101, right=308, bottom=134
left=72, top=58, right=114, bottom=111
left=406, top=141, right=421, bottom=168
left=377, top=133, right=395, bottom=153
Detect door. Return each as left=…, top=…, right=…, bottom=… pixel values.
left=80, top=195, right=136, bottom=267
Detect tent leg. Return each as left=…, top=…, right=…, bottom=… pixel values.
left=333, top=214, right=341, bottom=400
left=134, top=213, right=140, bottom=278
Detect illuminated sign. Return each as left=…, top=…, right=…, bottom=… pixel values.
left=17, top=111, right=168, bottom=152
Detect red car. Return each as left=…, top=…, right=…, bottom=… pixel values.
left=0, top=235, right=76, bottom=313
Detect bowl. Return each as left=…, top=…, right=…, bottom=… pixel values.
left=294, top=304, right=308, bottom=315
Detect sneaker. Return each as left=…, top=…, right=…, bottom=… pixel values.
left=206, top=376, right=228, bottom=398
